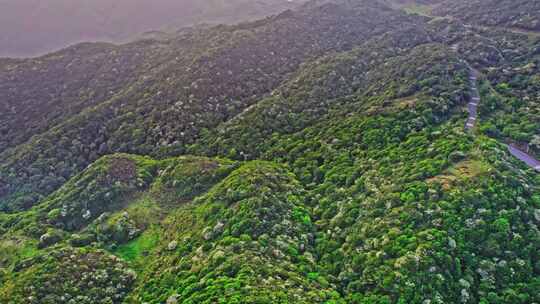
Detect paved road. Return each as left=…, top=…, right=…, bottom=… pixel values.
left=508, top=145, right=540, bottom=172
left=465, top=66, right=480, bottom=131
left=464, top=64, right=540, bottom=172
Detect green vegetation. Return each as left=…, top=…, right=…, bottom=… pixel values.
left=403, top=4, right=433, bottom=17
left=1, top=0, right=539, bottom=303
left=114, top=227, right=160, bottom=262
left=432, top=0, right=540, bottom=31
left=1, top=248, right=137, bottom=304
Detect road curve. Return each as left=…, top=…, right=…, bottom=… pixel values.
left=508, top=145, right=540, bottom=172
left=464, top=63, right=540, bottom=172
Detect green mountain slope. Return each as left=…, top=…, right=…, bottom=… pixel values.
left=1, top=0, right=539, bottom=303
left=432, top=0, right=540, bottom=31
left=0, top=0, right=421, bottom=212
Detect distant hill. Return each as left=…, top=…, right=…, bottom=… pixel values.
left=433, top=0, right=540, bottom=31
left=0, top=0, right=303, bottom=58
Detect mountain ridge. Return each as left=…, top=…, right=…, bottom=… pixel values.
left=1, top=0, right=539, bottom=303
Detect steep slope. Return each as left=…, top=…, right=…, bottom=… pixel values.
left=392, top=0, right=540, bottom=158
left=189, top=38, right=461, bottom=159
left=130, top=161, right=333, bottom=303
left=0, top=0, right=421, bottom=212
left=0, top=154, right=239, bottom=303
left=0, top=40, right=161, bottom=153
left=2, top=55, right=539, bottom=302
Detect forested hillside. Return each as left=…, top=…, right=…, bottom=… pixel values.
left=0, top=0, right=539, bottom=303
left=0, top=0, right=419, bottom=211
left=433, top=0, right=540, bottom=31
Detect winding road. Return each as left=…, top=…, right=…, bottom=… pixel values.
left=464, top=66, right=480, bottom=131
left=464, top=64, right=540, bottom=172
left=508, top=145, right=540, bottom=172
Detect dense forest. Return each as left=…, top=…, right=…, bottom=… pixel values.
left=0, top=0, right=539, bottom=303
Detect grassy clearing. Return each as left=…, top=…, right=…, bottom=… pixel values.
left=402, top=4, right=433, bottom=17
left=113, top=227, right=160, bottom=263
left=428, top=159, right=489, bottom=189
left=0, top=238, right=39, bottom=269
left=448, top=159, right=490, bottom=178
